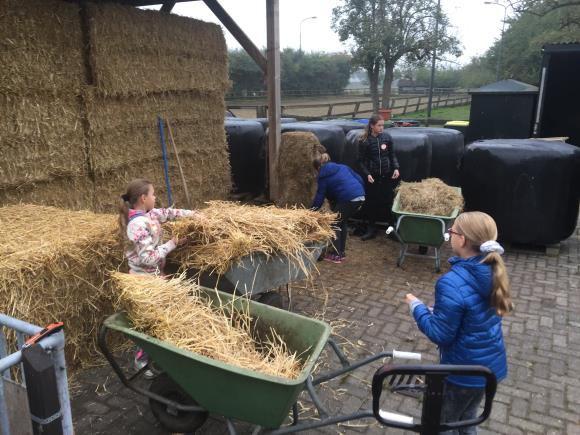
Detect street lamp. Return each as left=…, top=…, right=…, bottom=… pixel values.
left=299, top=16, right=317, bottom=53
left=485, top=1, right=508, bottom=81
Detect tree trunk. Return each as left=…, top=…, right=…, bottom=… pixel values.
left=367, top=65, right=380, bottom=114
left=381, top=63, right=395, bottom=109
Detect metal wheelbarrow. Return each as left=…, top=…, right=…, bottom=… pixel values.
left=98, top=286, right=497, bottom=434
left=167, top=242, right=326, bottom=309
left=386, top=189, right=461, bottom=272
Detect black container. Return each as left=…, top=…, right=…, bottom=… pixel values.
left=252, top=117, right=297, bottom=131
left=390, top=127, right=464, bottom=186
left=311, top=119, right=366, bottom=134
left=535, top=43, right=580, bottom=147
left=279, top=122, right=346, bottom=163
left=224, top=119, right=265, bottom=195
left=388, top=129, right=432, bottom=182
left=461, top=139, right=580, bottom=245
left=344, top=129, right=364, bottom=171
left=468, top=79, right=538, bottom=143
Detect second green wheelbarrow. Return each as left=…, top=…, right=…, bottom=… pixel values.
left=386, top=189, right=461, bottom=272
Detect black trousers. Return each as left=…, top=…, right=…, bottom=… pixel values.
left=331, top=200, right=364, bottom=255
left=362, top=175, right=397, bottom=224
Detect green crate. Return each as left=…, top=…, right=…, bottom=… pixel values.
left=102, top=287, right=330, bottom=429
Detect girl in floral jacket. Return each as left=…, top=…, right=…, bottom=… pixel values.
left=119, top=178, right=199, bottom=276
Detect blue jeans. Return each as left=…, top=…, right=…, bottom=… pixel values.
left=440, top=382, right=485, bottom=435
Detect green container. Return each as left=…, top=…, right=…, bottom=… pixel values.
left=392, top=188, right=461, bottom=247
left=102, top=287, right=331, bottom=429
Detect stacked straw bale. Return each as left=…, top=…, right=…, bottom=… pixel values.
left=0, top=0, right=88, bottom=206
left=85, top=3, right=231, bottom=212
left=113, top=272, right=302, bottom=379
left=0, top=0, right=231, bottom=213
left=276, top=132, right=327, bottom=208
left=0, top=204, right=123, bottom=368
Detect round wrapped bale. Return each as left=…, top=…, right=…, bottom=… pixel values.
left=276, top=132, right=326, bottom=208
left=386, top=129, right=432, bottom=182
left=279, top=123, right=346, bottom=164
left=253, top=117, right=297, bottom=131
left=311, top=119, right=366, bottom=134
left=390, top=127, right=464, bottom=186
left=344, top=129, right=364, bottom=171
left=225, top=120, right=266, bottom=195
left=461, top=139, right=580, bottom=244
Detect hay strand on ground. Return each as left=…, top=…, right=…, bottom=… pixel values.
left=112, top=272, right=303, bottom=379
left=276, top=132, right=326, bottom=208
left=396, top=178, right=464, bottom=217
left=167, top=201, right=336, bottom=276
left=0, top=205, right=122, bottom=368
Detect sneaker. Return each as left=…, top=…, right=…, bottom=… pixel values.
left=134, top=349, right=148, bottom=371
left=323, top=254, right=343, bottom=264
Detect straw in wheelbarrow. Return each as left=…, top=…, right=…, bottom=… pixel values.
left=396, top=178, right=464, bottom=217
left=112, top=272, right=303, bottom=379
left=166, top=201, right=336, bottom=276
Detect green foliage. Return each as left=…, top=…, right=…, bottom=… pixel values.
left=227, top=49, right=352, bottom=95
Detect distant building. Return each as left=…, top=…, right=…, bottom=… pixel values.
left=392, top=79, right=429, bottom=94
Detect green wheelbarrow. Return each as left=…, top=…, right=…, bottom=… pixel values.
left=98, top=285, right=497, bottom=434
left=386, top=189, right=461, bottom=272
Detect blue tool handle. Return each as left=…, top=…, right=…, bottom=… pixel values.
left=157, top=116, right=173, bottom=206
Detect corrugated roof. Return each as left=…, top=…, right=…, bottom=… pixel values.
left=469, top=79, right=538, bottom=94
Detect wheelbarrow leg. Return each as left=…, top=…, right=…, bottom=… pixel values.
left=434, top=248, right=441, bottom=272
left=397, top=244, right=407, bottom=268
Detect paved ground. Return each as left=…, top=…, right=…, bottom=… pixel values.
left=71, top=219, right=580, bottom=434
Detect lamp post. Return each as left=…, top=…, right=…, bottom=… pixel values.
left=299, top=16, right=317, bottom=53
left=485, top=1, right=508, bottom=81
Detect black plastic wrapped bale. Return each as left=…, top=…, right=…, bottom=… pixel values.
left=279, top=122, right=346, bottom=163
left=388, top=129, right=432, bottom=182
left=535, top=43, right=580, bottom=147
left=390, top=127, right=464, bottom=186
left=253, top=117, right=297, bottom=131
left=344, top=129, right=364, bottom=171
left=311, top=119, right=366, bottom=134
left=461, top=139, right=580, bottom=245
left=224, top=119, right=265, bottom=195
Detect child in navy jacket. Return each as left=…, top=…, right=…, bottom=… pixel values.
left=311, top=153, right=365, bottom=264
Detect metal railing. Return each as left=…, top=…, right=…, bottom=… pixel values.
left=0, top=314, right=72, bottom=435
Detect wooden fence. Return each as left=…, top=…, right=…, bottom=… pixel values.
left=227, top=93, right=471, bottom=120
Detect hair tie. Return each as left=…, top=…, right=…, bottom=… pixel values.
left=121, top=193, right=129, bottom=202
left=480, top=240, right=504, bottom=255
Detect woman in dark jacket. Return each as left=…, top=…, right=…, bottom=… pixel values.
left=311, top=153, right=365, bottom=264
left=357, top=114, right=400, bottom=240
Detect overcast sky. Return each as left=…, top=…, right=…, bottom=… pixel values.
left=154, top=0, right=511, bottom=66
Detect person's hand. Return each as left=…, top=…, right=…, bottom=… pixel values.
left=405, top=293, right=418, bottom=304
left=171, top=236, right=179, bottom=246
left=367, top=174, right=375, bottom=184
left=392, top=169, right=400, bottom=179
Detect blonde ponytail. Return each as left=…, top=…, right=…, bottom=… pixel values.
left=481, top=252, right=513, bottom=316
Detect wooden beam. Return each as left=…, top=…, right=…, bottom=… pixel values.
left=160, top=2, right=176, bottom=12
left=266, top=0, right=281, bottom=202
left=203, top=0, right=267, bottom=73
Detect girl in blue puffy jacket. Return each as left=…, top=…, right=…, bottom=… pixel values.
left=405, top=211, right=513, bottom=434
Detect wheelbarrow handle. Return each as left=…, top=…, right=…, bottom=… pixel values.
left=371, top=364, right=497, bottom=434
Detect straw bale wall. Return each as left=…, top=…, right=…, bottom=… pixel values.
left=86, top=3, right=230, bottom=97
left=0, top=0, right=231, bottom=212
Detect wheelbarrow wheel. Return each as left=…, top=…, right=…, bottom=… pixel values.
left=149, top=373, right=208, bottom=433
left=258, top=291, right=283, bottom=309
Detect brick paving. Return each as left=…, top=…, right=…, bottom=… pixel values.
left=71, top=219, right=580, bottom=434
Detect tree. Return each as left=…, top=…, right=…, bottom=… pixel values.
left=333, top=0, right=461, bottom=110
left=228, top=49, right=264, bottom=96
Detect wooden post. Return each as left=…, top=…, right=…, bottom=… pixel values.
left=266, top=0, right=281, bottom=202
left=415, top=96, right=422, bottom=112
left=353, top=102, right=361, bottom=118
left=403, top=98, right=410, bottom=115
left=327, top=104, right=333, bottom=117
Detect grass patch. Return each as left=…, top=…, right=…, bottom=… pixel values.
left=394, top=104, right=470, bottom=121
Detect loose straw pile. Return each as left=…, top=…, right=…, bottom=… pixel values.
left=396, top=178, right=464, bottom=217
left=0, top=205, right=122, bottom=368
left=166, top=201, right=336, bottom=276
left=112, top=272, right=303, bottom=379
